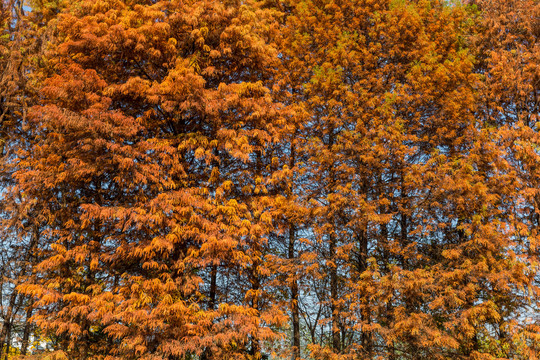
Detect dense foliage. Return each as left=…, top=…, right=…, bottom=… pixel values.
left=0, top=0, right=539, bottom=359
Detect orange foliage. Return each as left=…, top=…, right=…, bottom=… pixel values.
left=4, top=0, right=540, bottom=360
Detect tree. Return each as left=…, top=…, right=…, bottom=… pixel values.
left=467, top=0, right=540, bottom=358
left=16, top=0, right=286, bottom=358
left=0, top=0, right=49, bottom=357
left=276, top=0, right=534, bottom=359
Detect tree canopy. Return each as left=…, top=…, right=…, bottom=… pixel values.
left=0, top=0, right=539, bottom=359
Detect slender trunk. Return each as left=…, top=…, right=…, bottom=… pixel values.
left=400, top=172, right=408, bottom=268
left=250, top=336, right=260, bottom=359
left=287, top=141, right=300, bottom=359
left=324, top=128, right=340, bottom=353
left=3, top=308, right=13, bottom=360
left=250, top=271, right=261, bottom=359
left=209, top=265, right=217, bottom=310
left=357, top=226, right=372, bottom=357
left=249, top=148, right=264, bottom=359
left=289, top=225, right=300, bottom=360
left=200, top=265, right=217, bottom=360
left=329, top=235, right=340, bottom=353
left=250, top=256, right=261, bottom=359
left=20, top=305, right=32, bottom=355
left=0, top=291, right=17, bottom=358
left=252, top=277, right=260, bottom=357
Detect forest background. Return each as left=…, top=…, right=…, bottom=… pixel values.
left=0, top=0, right=539, bottom=359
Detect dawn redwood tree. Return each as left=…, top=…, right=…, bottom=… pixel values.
left=15, top=0, right=286, bottom=358
left=0, top=3, right=25, bottom=352
left=276, top=0, right=539, bottom=359
left=468, top=0, right=540, bottom=358
left=0, top=0, right=50, bottom=356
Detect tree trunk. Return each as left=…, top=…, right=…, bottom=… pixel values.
left=0, top=291, right=18, bottom=359
left=330, top=235, right=340, bottom=353
left=20, top=305, right=32, bottom=355
left=289, top=225, right=300, bottom=360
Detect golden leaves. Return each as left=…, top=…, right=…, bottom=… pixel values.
left=6, top=0, right=540, bottom=360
